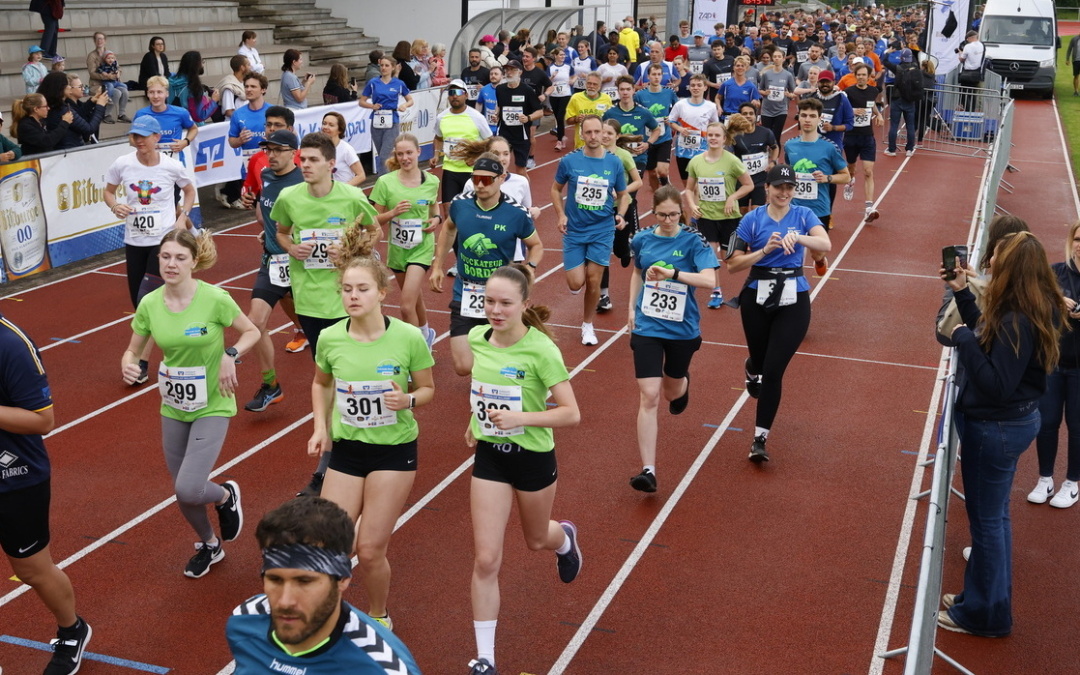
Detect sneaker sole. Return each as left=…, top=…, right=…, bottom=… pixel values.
left=220, top=481, right=243, bottom=542
left=629, top=475, right=657, bottom=492
left=1050, top=494, right=1078, bottom=508
left=244, top=392, right=284, bottom=412
left=184, top=549, right=225, bottom=578
left=1027, top=488, right=1053, bottom=504
left=749, top=451, right=770, bottom=463
left=865, top=211, right=880, bottom=224
left=284, top=343, right=308, bottom=353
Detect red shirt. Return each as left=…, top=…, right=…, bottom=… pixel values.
left=242, top=148, right=302, bottom=196
left=665, top=45, right=689, bottom=62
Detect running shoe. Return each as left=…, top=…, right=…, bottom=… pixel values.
left=215, top=481, right=243, bottom=542
left=883, top=149, right=897, bottom=157
left=371, top=614, right=394, bottom=631
left=669, top=373, right=690, bottom=415
left=905, top=149, right=915, bottom=157
left=184, top=541, right=224, bottom=578
left=630, top=469, right=657, bottom=493
left=556, top=520, right=582, bottom=583
left=749, top=434, right=769, bottom=463
left=744, top=358, right=761, bottom=399
left=555, top=139, right=564, bottom=151
left=596, top=294, right=613, bottom=313
left=44, top=617, right=92, bottom=675
left=1050, top=479, right=1079, bottom=509
left=447, top=264, right=458, bottom=277
left=285, top=331, right=308, bottom=353
left=468, top=658, right=499, bottom=675
left=132, top=361, right=149, bottom=386
left=1026, top=476, right=1055, bottom=504
left=297, top=472, right=324, bottom=497
left=963, top=546, right=971, bottom=561
left=581, top=323, right=598, bottom=346
left=942, top=593, right=957, bottom=610
left=526, top=157, right=536, bottom=170
left=424, top=326, right=437, bottom=350
left=864, top=207, right=880, bottom=224
left=814, top=256, right=828, bottom=277
left=843, top=178, right=855, bottom=201
left=244, top=382, right=284, bottom=412
left=707, top=291, right=723, bottom=309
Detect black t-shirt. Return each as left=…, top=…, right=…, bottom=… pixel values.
left=460, top=66, right=491, bottom=86
left=702, top=57, right=734, bottom=88
left=734, top=126, right=777, bottom=185
left=788, top=40, right=812, bottom=64
left=519, top=66, right=553, bottom=99
left=843, top=85, right=880, bottom=136
left=495, top=83, right=542, bottom=141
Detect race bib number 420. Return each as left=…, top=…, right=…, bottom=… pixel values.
left=125, top=205, right=167, bottom=238
left=470, top=380, right=524, bottom=437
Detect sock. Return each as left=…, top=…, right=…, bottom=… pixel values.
left=556, top=530, right=572, bottom=555
left=262, top=370, right=276, bottom=386
left=420, top=323, right=430, bottom=334
left=755, top=427, right=770, bottom=440
left=600, top=267, right=610, bottom=290
left=643, top=464, right=655, bottom=475
left=474, top=620, right=497, bottom=665
left=582, top=322, right=594, bottom=330
left=569, top=287, right=582, bottom=295
left=59, top=617, right=82, bottom=633
left=712, top=286, right=722, bottom=294
left=206, top=536, right=220, bottom=548
left=865, top=201, right=873, bottom=209
left=600, top=287, right=609, bottom=296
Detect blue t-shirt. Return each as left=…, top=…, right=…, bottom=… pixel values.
left=132, top=104, right=194, bottom=144
left=447, top=193, right=536, bottom=302
left=477, top=83, right=498, bottom=133
left=227, top=595, right=420, bottom=674
left=362, top=77, right=411, bottom=125
left=0, top=315, right=52, bottom=493
left=631, top=224, right=719, bottom=340
left=555, top=149, right=628, bottom=238
left=601, top=104, right=658, bottom=168
left=633, top=61, right=674, bottom=85
left=782, top=137, right=847, bottom=218
left=830, top=56, right=850, bottom=78
left=259, top=165, right=304, bottom=256
left=735, top=204, right=822, bottom=291
left=718, top=77, right=761, bottom=114
left=634, top=87, right=679, bottom=144
left=229, top=102, right=270, bottom=153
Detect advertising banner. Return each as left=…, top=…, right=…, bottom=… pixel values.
left=692, top=0, right=732, bottom=37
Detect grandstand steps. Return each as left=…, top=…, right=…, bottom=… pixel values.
left=235, top=0, right=378, bottom=69
left=0, top=0, right=239, bottom=32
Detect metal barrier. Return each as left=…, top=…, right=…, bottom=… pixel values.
left=878, top=98, right=1015, bottom=675
left=894, top=75, right=1010, bottom=158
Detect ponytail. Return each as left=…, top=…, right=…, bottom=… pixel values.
left=335, top=221, right=392, bottom=290
left=160, top=228, right=218, bottom=271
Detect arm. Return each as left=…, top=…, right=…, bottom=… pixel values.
left=523, top=231, right=543, bottom=268
left=644, top=261, right=716, bottom=289
left=292, top=73, right=315, bottom=103
left=726, top=231, right=784, bottom=273
left=627, top=268, right=643, bottom=330
left=550, top=180, right=567, bottom=233
left=307, top=367, right=335, bottom=457
left=0, top=135, right=23, bottom=162
left=104, top=182, right=133, bottom=218
left=0, top=404, right=53, bottom=436
left=428, top=215, right=457, bottom=291
left=346, top=161, right=366, bottom=187
left=624, top=166, right=642, bottom=195
left=276, top=223, right=310, bottom=260
left=954, top=310, right=1037, bottom=399
left=121, top=331, right=152, bottom=384
left=217, top=311, right=261, bottom=396
left=487, top=378, right=580, bottom=430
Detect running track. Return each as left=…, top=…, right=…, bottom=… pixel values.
left=0, top=98, right=1077, bottom=674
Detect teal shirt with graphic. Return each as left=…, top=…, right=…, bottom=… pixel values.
left=634, top=87, right=679, bottom=144
left=132, top=281, right=243, bottom=422
left=554, top=149, right=628, bottom=238
left=315, top=317, right=435, bottom=445
left=270, top=182, right=379, bottom=319
left=601, top=103, right=658, bottom=168
left=447, top=194, right=535, bottom=303
left=468, top=325, right=570, bottom=452
left=369, top=170, right=440, bottom=271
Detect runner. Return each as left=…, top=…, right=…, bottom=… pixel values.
left=634, top=63, right=679, bottom=190
left=307, top=225, right=435, bottom=630
left=120, top=229, right=260, bottom=576
left=0, top=313, right=92, bottom=675
left=359, top=55, right=414, bottom=177
left=430, top=155, right=543, bottom=375
left=461, top=48, right=491, bottom=108
left=475, top=65, right=503, bottom=135
left=494, top=60, right=544, bottom=177
left=596, top=46, right=629, bottom=99
left=626, top=186, right=720, bottom=493
left=550, top=115, right=630, bottom=346
left=464, top=264, right=581, bottom=675
left=320, top=111, right=366, bottom=186
left=727, top=104, right=778, bottom=212
left=599, top=117, right=643, bottom=283
left=756, top=46, right=797, bottom=144
left=717, top=55, right=760, bottom=118
left=132, top=75, right=197, bottom=155
left=547, top=49, right=573, bottom=151
left=454, top=135, right=544, bottom=222
left=701, top=39, right=734, bottom=99
left=668, top=73, right=719, bottom=181
left=434, top=78, right=492, bottom=222
left=684, top=121, right=753, bottom=309
left=227, top=497, right=420, bottom=673
left=727, top=164, right=831, bottom=463
left=840, top=62, right=884, bottom=223
left=103, top=115, right=196, bottom=386
left=370, top=133, right=441, bottom=347
left=564, top=71, right=613, bottom=149
left=569, top=41, right=598, bottom=95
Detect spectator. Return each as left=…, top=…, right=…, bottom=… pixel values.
left=11, top=94, right=69, bottom=156
left=215, top=55, right=249, bottom=120
left=363, top=50, right=383, bottom=83
left=137, top=36, right=170, bottom=91
left=29, top=0, right=62, bottom=59
left=478, top=35, right=499, bottom=69
left=320, top=111, right=365, bottom=186
left=430, top=43, right=449, bottom=86
left=410, top=39, right=432, bottom=89
left=322, top=63, right=358, bottom=105
left=23, top=46, right=49, bottom=95
left=0, top=109, right=22, bottom=163
left=280, top=49, right=315, bottom=109
left=392, top=41, right=419, bottom=90
left=94, top=51, right=130, bottom=123
left=493, top=29, right=512, bottom=61
left=42, top=72, right=107, bottom=150
left=170, top=50, right=220, bottom=123
left=619, top=19, right=642, bottom=64
left=237, top=30, right=265, bottom=74
left=50, top=55, right=65, bottom=72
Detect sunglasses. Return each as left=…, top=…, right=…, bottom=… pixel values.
left=447, top=88, right=467, bottom=95
left=471, top=174, right=499, bottom=187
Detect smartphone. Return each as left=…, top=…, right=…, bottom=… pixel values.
left=942, top=245, right=958, bottom=281
left=350, top=77, right=357, bottom=86
left=954, top=244, right=969, bottom=270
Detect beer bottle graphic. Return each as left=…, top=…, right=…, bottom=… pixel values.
left=0, top=164, right=52, bottom=279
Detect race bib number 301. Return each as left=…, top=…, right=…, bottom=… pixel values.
left=335, top=380, right=396, bottom=428
left=159, top=365, right=208, bottom=413
left=470, top=380, right=524, bottom=437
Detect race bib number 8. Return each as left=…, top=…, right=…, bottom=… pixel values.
left=300, top=229, right=341, bottom=269
left=470, top=380, right=524, bottom=437
left=642, top=279, right=687, bottom=322
left=697, top=176, right=726, bottom=202
left=461, top=281, right=486, bottom=318
left=575, top=176, right=609, bottom=208
left=794, top=173, right=818, bottom=201
left=268, top=253, right=291, bottom=288
left=391, top=218, right=422, bottom=250
left=159, top=366, right=208, bottom=413
left=335, top=380, right=396, bottom=428
left=373, top=110, right=393, bottom=129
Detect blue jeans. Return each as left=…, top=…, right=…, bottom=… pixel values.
left=949, top=409, right=1039, bottom=637
left=1036, top=367, right=1080, bottom=481
left=888, top=98, right=916, bottom=152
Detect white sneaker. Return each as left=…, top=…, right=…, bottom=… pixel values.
left=905, top=149, right=915, bottom=157
left=1050, top=479, right=1079, bottom=508
left=962, top=546, right=971, bottom=561
left=1027, top=476, right=1055, bottom=504
left=864, top=207, right=880, bottom=224
left=581, top=323, right=598, bottom=346
left=527, top=157, right=537, bottom=170
left=843, top=180, right=855, bottom=201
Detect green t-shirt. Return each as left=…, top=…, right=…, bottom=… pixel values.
left=132, top=281, right=243, bottom=422
left=369, top=170, right=440, bottom=271
left=687, top=150, right=747, bottom=221
left=468, top=325, right=570, bottom=452
left=314, top=317, right=435, bottom=445
left=270, top=182, right=379, bottom=319
left=611, top=146, right=636, bottom=188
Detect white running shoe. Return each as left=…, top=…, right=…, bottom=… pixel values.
left=843, top=180, right=855, bottom=201
left=581, top=323, right=598, bottom=346
left=1050, top=479, right=1078, bottom=508
left=1027, top=475, right=1055, bottom=504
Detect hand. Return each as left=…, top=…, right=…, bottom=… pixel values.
left=111, top=203, right=133, bottom=218
left=61, top=110, right=74, bottom=124
left=383, top=381, right=411, bottom=411
left=373, top=103, right=383, bottom=111
left=762, top=231, right=784, bottom=254
left=811, top=170, right=828, bottom=183
left=218, top=353, right=238, bottom=396
left=1066, top=296, right=1078, bottom=313
left=645, top=265, right=672, bottom=282
left=307, top=430, right=330, bottom=457
left=429, top=267, right=445, bottom=293
left=626, top=310, right=636, bottom=332
left=170, top=138, right=188, bottom=152
left=0, top=151, right=14, bottom=162
left=940, top=264, right=968, bottom=292
left=781, top=231, right=800, bottom=254
left=391, top=200, right=411, bottom=217
left=211, top=89, right=221, bottom=103
left=874, top=114, right=884, bottom=128
left=821, top=122, right=833, bottom=132
left=724, top=197, right=739, bottom=217
left=557, top=215, right=568, bottom=234
left=256, top=230, right=265, bottom=245
left=486, top=408, right=523, bottom=430
left=327, top=243, right=342, bottom=263
left=121, top=362, right=142, bottom=384
left=422, top=216, right=440, bottom=233
left=240, top=129, right=254, bottom=143
left=397, top=105, right=407, bottom=113
left=689, top=204, right=702, bottom=220
left=241, top=188, right=256, bottom=209
left=632, top=142, right=648, bottom=156
left=292, top=242, right=314, bottom=260
left=529, top=206, right=541, bottom=220
left=464, top=424, right=477, bottom=448
left=615, top=214, right=626, bottom=230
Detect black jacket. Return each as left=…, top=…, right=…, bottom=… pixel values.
left=322, top=81, right=357, bottom=105
left=17, top=116, right=68, bottom=155
left=1053, top=261, right=1080, bottom=368
left=139, top=50, right=171, bottom=90
left=46, top=98, right=105, bottom=149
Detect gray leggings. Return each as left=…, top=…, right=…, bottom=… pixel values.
left=161, top=416, right=230, bottom=542
left=371, top=123, right=400, bottom=176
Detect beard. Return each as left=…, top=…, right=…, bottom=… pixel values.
left=271, top=584, right=340, bottom=646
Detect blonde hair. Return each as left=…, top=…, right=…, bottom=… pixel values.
left=725, top=113, right=754, bottom=137
left=146, top=75, right=169, bottom=91
left=334, top=222, right=391, bottom=290
left=10, top=94, right=46, bottom=140
left=160, top=228, right=217, bottom=271
left=384, top=133, right=420, bottom=172
left=450, top=137, right=510, bottom=167
left=734, top=55, right=751, bottom=67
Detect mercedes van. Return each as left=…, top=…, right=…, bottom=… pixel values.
left=979, top=0, right=1058, bottom=97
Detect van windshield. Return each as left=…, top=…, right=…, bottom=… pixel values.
left=981, top=16, right=1055, bottom=46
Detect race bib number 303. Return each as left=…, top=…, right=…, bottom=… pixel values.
left=470, top=380, right=524, bottom=437
left=697, top=176, right=726, bottom=202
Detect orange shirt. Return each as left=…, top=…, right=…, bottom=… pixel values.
left=837, top=74, right=877, bottom=91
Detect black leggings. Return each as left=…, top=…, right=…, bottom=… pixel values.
left=739, top=286, right=811, bottom=430
left=761, top=114, right=787, bottom=145
left=550, top=95, right=570, bottom=142
left=125, top=244, right=162, bottom=309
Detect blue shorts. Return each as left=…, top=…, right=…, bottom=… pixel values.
left=563, top=232, right=614, bottom=271
left=843, top=134, right=876, bottom=163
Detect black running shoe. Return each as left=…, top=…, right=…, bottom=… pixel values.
left=749, top=434, right=770, bottom=463
left=556, top=520, right=582, bottom=583
left=468, top=658, right=499, bottom=675
left=44, top=617, right=92, bottom=675
left=669, top=372, right=690, bottom=414
left=596, top=294, right=613, bottom=312
left=215, top=480, right=243, bottom=542
left=629, top=469, right=657, bottom=493
left=184, top=541, right=224, bottom=578
left=744, top=358, right=761, bottom=399
left=244, top=382, right=284, bottom=412
left=297, top=472, right=324, bottom=497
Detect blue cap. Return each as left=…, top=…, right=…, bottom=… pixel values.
left=129, top=116, right=162, bottom=137
left=692, top=30, right=706, bottom=37
left=900, top=48, right=913, bottom=63
left=28, top=45, right=44, bottom=54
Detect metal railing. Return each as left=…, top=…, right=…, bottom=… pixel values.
left=894, top=71, right=1009, bottom=158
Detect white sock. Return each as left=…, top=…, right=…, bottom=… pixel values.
left=643, top=464, right=655, bottom=475
left=206, top=536, right=220, bottom=548
left=600, top=287, right=609, bottom=296
left=420, top=323, right=430, bottom=333
left=755, top=427, right=769, bottom=439
left=556, top=530, right=572, bottom=555
left=474, top=620, right=497, bottom=665
left=569, top=287, right=582, bottom=295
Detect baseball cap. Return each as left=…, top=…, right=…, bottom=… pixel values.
left=900, top=48, right=913, bottom=63
left=504, top=59, right=523, bottom=71
left=692, top=30, right=706, bottom=38
left=28, top=45, right=44, bottom=55
left=765, top=164, right=798, bottom=186
left=260, top=129, right=299, bottom=149
left=129, top=116, right=162, bottom=137
left=817, top=70, right=835, bottom=82
left=448, top=78, right=468, bottom=92
left=481, top=34, right=496, bottom=43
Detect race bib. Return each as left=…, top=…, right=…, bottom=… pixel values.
left=756, top=278, right=797, bottom=307
left=443, top=137, right=461, bottom=158
left=470, top=380, right=524, bottom=437
left=461, top=281, right=486, bottom=318
left=716, top=73, right=732, bottom=84
left=642, top=279, right=687, bottom=322
left=554, top=83, right=570, bottom=96
left=602, top=87, right=618, bottom=100
left=466, top=84, right=481, bottom=100
left=159, top=365, right=208, bottom=413
left=373, top=110, right=393, bottom=129
left=125, top=204, right=167, bottom=238
left=391, top=218, right=422, bottom=250
left=690, top=61, right=704, bottom=74
left=794, top=173, right=818, bottom=201
left=335, top=379, right=396, bottom=428
left=678, top=131, right=703, bottom=152
left=797, top=50, right=809, bottom=63
left=853, top=108, right=871, bottom=127
left=241, top=147, right=260, bottom=158
left=502, top=106, right=524, bottom=126
left=486, top=109, right=498, bottom=126
left=574, top=75, right=587, bottom=89
left=743, top=152, right=766, bottom=175
left=300, top=229, right=340, bottom=269
left=697, top=176, right=726, bottom=202
left=268, top=253, right=291, bottom=288
left=574, top=176, right=609, bottom=208
left=818, top=112, right=833, bottom=132
left=767, top=85, right=785, bottom=101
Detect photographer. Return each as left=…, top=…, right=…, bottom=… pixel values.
left=281, top=49, right=315, bottom=110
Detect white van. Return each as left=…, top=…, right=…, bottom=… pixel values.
left=979, top=0, right=1058, bottom=97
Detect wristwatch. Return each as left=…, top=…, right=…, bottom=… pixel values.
left=408, top=394, right=416, bottom=409
left=225, top=347, right=239, bottom=358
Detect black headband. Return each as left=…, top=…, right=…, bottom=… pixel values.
left=473, top=157, right=504, bottom=175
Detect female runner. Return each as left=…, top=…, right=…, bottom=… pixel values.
left=597, top=118, right=643, bottom=310
left=120, top=229, right=260, bottom=577
left=307, top=224, right=435, bottom=630
left=465, top=264, right=581, bottom=675
left=727, top=164, right=831, bottom=463
left=727, top=105, right=778, bottom=213
left=320, top=111, right=366, bottom=186
left=627, top=186, right=720, bottom=492
left=370, top=133, right=440, bottom=348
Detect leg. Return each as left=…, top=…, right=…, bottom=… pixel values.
left=161, top=416, right=230, bottom=542
left=395, top=266, right=428, bottom=328
left=635, top=377, right=662, bottom=467
left=888, top=105, right=901, bottom=152
left=9, top=547, right=77, bottom=627
left=1063, top=368, right=1080, bottom=482
left=862, top=160, right=876, bottom=204
left=1035, top=369, right=1064, bottom=478
left=470, top=477, right=514, bottom=621
left=582, top=261, right=606, bottom=324
left=515, top=483, right=563, bottom=553
left=247, top=297, right=277, bottom=374
left=902, top=103, right=917, bottom=151
left=355, top=470, right=416, bottom=617
left=754, top=293, right=811, bottom=430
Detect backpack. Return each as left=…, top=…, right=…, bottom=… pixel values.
left=895, top=62, right=924, bottom=103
